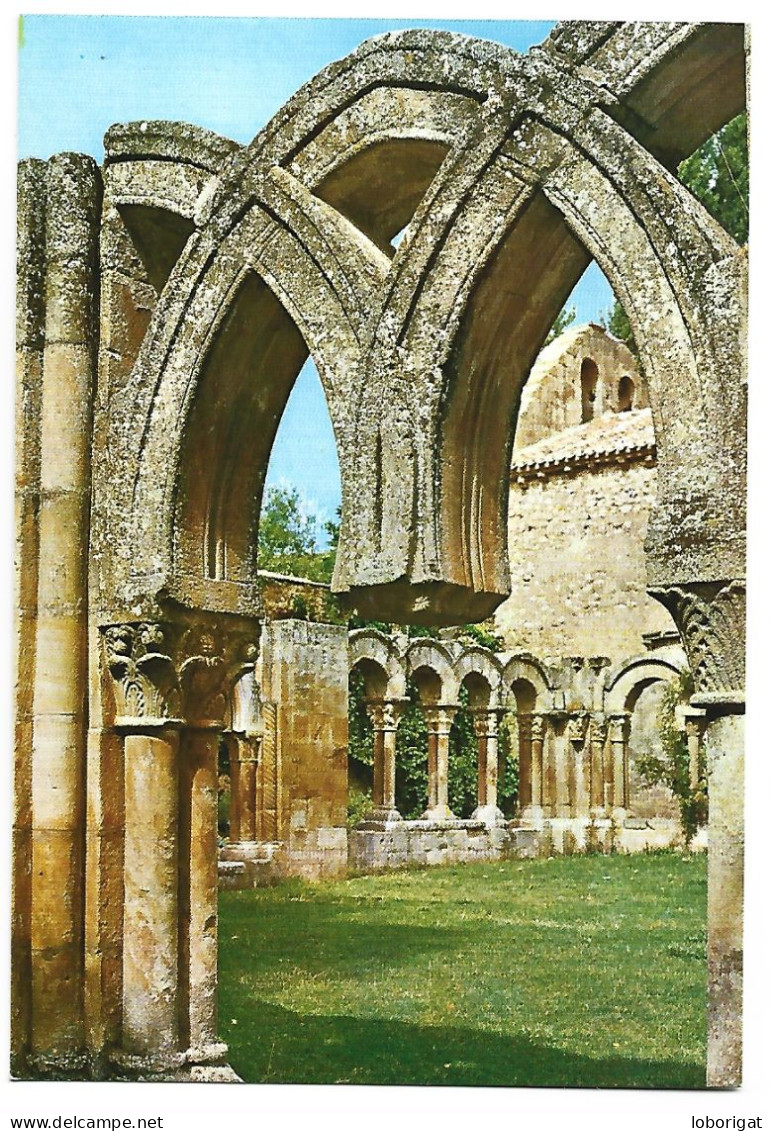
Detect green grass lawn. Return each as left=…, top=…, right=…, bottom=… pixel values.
left=218, top=853, right=706, bottom=1088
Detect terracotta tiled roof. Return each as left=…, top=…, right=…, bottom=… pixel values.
left=512, top=408, right=655, bottom=474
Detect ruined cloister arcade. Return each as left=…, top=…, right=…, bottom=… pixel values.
left=15, top=21, right=746, bottom=1088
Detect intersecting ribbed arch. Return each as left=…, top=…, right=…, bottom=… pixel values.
left=101, top=23, right=746, bottom=626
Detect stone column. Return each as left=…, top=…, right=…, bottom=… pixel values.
left=177, top=626, right=256, bottom=1067
left=589, top=717, right=609, bottom=818
left=105, top=624, right=184, bottom=1072
left=651, top=580, right=745, bottom=1087
left=552, top=716, right=571, bottom=818
left=471, top=708, right=504, bottom=825
left=228, top=734, right=259, bottom=842
left=364, top=698, right=407, bottom=823
left=567, top=713, right=590, bottom=818
left=179, top=725, right=226, bottom=1062
left=684, top=710, right=707, bottom=790
left=105, top=619, right=257, bottom=1077
left=702, top=708, right=744, bottom=1087
left=28, top=154, right=101, bottom=1073
left=422, top=705, right=457, bottom=820
left=609, top=713, right=630, bottom=821
left=260, top=701, right=279, bottom=842
left=523, top=714, right=544, bottom=822
left=13, top=158, right=46, bottom=1074
left=516, top=713, right=533, bottom=813
left=121, top=722, right=183, bottom=1068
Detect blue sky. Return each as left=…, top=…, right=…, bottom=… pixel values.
left=18, top=14, right=614, bottom=543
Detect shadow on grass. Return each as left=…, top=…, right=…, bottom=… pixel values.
left=223, top=999, right=705, bottom=1089
left=221, top=898, right=472, bottom=978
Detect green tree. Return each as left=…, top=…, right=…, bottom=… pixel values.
left=677, top=112, right=748, bottom=245
left=602, top=111, right=748, bottom=355
left=257, top=485, right=337, bottom=583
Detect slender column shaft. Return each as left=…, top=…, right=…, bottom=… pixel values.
left=364, top=699, right=406, bottom=821
left=517, top=713, right=533, bottom=811
left=180, top=728, right=221, bottom=1054
left=422, top=706, right=457, bottom=819
left=530, top=716, right=544, bottom=811
left=229, top=735, right=258, bottom=841
left=13, top=158, right=46, bottom=1072
left=260, top=702, right=278, bottom=841
left=228, top=736, right=242, bottom=842
left=554, top=720, right=571, bottom=818
left=30, top=154, right=100, bottom=1065
left=610, top=714, right=630, bottom=819
left=473, top=710, right=500, bottom=809
left=567, top=716, right=590, bottom=818
left=704, top=711, right=744, bottom=1087
left=589, top=719, right=608, bottom=817
left=122, top=727, right=180, bottom=1061
left=685, top=712, right=706, bottom=791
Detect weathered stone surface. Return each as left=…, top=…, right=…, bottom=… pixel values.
left=14, top=20, right=746, bottom=1086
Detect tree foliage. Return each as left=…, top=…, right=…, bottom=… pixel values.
left=258, top=485, right=338, bottom=583
left=677, top=112, right=748, bottom=245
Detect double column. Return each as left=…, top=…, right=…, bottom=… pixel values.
left=422, top=705, right=458, bottom=820
left=471, top=708, right=504, bottom=825
left=608, top=713, right=630, bottom=821
left=104, top=620, right=257, bottom=1075
left=228, top=734, right=260, bottom=843
left=364, top=698, right=407, bottom=823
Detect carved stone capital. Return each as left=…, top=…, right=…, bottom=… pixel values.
left=470, top=708, right=503, bottom=740
left=650, top=581, right=745, bottom=703
left=567, top=712, right=589, bottom=747
left=364, top=697, right=408, bottom=732
left=590, top=716, right=609, bottom=746
left=102, top=618, right=259, bottom=728
left=423, top=704, right=458, bottom=736
left=608, top=713, right=631, bottom=744
left=104, top=622, right=181, bottom=726
left=530, top=714, right=545, bottom=743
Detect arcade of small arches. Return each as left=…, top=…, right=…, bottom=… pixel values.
left=14, top=19, right=746, bottom=1088
left=217, top=628, right=699, bottom=882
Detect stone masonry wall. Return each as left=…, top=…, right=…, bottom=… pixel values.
left=260, top=620, right=349, bottom=879
left=495, top=455, right=675, bottom=662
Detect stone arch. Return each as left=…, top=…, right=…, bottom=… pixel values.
left=604, top=654, right=687, bottom=715
left=618, top=374, right=635, bottom=413
left=453, top=645, right=503, bottom=709
left=333, top=29, right=746, bottom=627
left=406, top=638, right=460, bottom=704
left=502, top=654, right=554, bottom=713
left=348, top=629, right=406, bottom=699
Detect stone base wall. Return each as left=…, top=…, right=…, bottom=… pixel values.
left=218, top=817, right=704, bottom=888
left=218, top=829, right=348, bottom=888
left=539, top=816, right=686, bottom=855
left=348, top=820, right=539, bottom=873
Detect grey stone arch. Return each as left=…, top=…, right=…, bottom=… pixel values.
left=348, top=629, right=407, bottom=700
left=604, top=653, right=687, bottom=717
left=604, top=653, right=689, bottom=817
left=453, top=645, right=504, bottom=710
left=336, top=25, right=746, bottom=632
left=405, top=638, right=461, bottom=706
left=97, top=131, right=389, bottom=618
